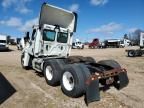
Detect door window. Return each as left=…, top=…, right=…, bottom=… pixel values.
left=0, top=40, right=6, bottom=43
left=43, top=30, right=56, bottom=41
left=57, top=32, right=68, bottom=43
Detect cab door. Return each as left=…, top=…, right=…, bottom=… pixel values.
left=30, top=29, right=42, bottom=57
left=42, top=29, right=69, bottom=57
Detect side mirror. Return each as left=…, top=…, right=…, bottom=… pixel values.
left=24, top=32, right=30, bottom=42
left=26, top=32, right=30, bottom=40
left=31, top=29, right=36, bottom=40
left=70, top=33, right=73, bottom=37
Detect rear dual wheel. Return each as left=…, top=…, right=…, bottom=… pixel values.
left=128, top=50, right=135, bottom=57
left=61, top=63, right=91, bottom=98
left=128, top=50, right=143, bottom=57
left=43, top=59, right=65, bottom=86
left=68, top=56, right=96, bottom=63
left=97, top=60, right=121, bottom=68
left=43, top=59, right=91, bottom=97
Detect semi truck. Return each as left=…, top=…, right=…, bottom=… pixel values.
left=9, top=37, right=17, bottom=45
left=17, top=32, right=30, bottom=50
left=88, top=38, right=100, bottom=48
left=120, top=39, right=131, bottom=48
left=126, top=32, right=144, bottom=57
left=17, top=38, right=22, bottom=50
left=21, top=3, right=129, bottom=104
left=0, top=34, right=9, bottom=51
left=104, top=39, right=121, bottom=48
left=72, top=39, right=84, bottom=49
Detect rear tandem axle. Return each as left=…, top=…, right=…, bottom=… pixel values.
left=83, top=63, right=128, bottom=104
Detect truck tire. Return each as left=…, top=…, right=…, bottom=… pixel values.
left=21, top=53, right=30, bottom=70
left=61, top=63, right=91, bottom=98
left=81, top=45, right=84, bottom=49
left=137, top=50, right=143, bottom=56
left=43, top=59, right=65, bottom=86
left=128, top=50, right=135, bottom=57
left=68, top=56, right=96, bottom=63
left=88, top=46, right=91, bottom=49
left=85, top=57, right=96, bottom=63
left=97, top=60, right=121, bottom=68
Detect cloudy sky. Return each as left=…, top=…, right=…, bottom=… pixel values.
left=0, top=0, right=144, bottom=41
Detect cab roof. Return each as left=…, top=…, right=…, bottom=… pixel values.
left=39, top=3, right=77, bottom=32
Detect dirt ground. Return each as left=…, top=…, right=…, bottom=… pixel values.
left=0, top=45, right=144, bottom=108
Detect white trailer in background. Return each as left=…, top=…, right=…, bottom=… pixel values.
left=105, top=39, right=131, bottom=48
left=105, top=39, right=121, bottom=48
left=126, top=32, right=144, bottom=57
left=0, top=34, right=9, bottom=51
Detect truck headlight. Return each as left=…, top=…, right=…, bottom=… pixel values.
left=5, top=44, right=9, bottom=48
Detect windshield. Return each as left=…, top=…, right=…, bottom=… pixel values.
left=57, top=32, right=68, bottom=43
left=120, top=41, right=124, bottom=44
left=0, top=40, right=6, bottom=43
left=43, top=29, right=56, bottom=41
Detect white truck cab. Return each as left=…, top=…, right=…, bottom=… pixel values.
left=140, top=32, right=144, bottom=48
left=22, top=3, right=77, bottom=71
left=21, top=3, right=129, bottom=104
left=31, top=24, right=72, bottom=57
left=72, top=39, right=84, bottom=49
left=126, top=32, right=144, bottom=57
left=0, top=35, right=9, bottom=51
left=120, top=39, right=131, bottom=47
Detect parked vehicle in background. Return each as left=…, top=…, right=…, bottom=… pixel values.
left=0, top=34, right=9, bottom=51
left=126, top=33, right=144, bottom=57
left=99, top=41, right=106, bottom=48
left=120, top=41, right=125, bottom=48
left=17, top=38, right=22, bottom=50
left=17, top=32, right=30, bottom=50
left=88, top=38, right=100, bottom=48
left=72, top=39, right=84, bottom=49
left=9, top=37, right=17, bottom=45
left=120, top=39, right=131, bottom=48
left=140, top=33, right=144, bottom=49
left=104, top=39, right=121, bottom=48
left=18, top=37, right=27, bottom=50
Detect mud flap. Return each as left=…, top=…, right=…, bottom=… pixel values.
left=114, top=72, right=129, bottom=90
left=85, top=79, right=100, bottom=105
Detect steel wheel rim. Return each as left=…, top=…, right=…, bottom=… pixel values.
left=129, top=51, right=134, bottom=56
left=46, top=66, right=53, bottom=80
left=62, top=71, right=74, bottom=91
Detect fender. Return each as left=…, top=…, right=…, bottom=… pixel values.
left=23, top=52, right=30, bottom=67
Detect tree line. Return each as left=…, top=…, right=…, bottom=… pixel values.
left=124, top=29, right=144, bottom=45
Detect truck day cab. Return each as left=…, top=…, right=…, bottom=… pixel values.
left=72, top=39, right=84, bottom=49
left=0, top=34, right=9, bottom=51
left=126, top=32, right=144, bottom=57
left=21, top=3, right=129, bottom=104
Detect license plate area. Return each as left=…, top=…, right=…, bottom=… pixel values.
left=106, top=77, right=114, bottom=85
